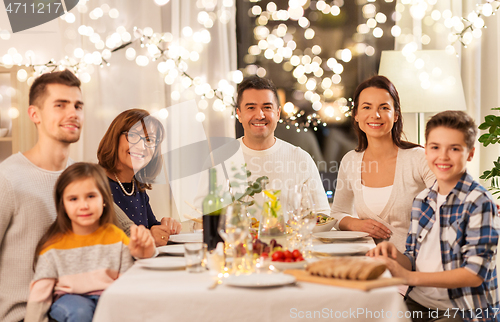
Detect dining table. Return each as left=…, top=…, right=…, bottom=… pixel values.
left=93, top=233, right=411, bottom=322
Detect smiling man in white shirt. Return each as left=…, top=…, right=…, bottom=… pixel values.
left=235, top=76, right=330, bottom=217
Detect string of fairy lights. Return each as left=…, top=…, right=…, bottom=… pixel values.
left=0, top=0, right=498, bottom=131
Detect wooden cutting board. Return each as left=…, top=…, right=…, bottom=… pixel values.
left=283, top=269, right=406, bottom=291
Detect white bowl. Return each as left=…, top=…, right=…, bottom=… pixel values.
left=0, top=128, right=8, bottom=137
left=270, top=260, right=307, bottom=270
left=312, top=218, right=337, bottom=233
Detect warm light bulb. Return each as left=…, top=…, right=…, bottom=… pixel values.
left=154, top=0, right=170, bottom=5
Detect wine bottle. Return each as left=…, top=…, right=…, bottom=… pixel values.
left=202, top=168, right=220, bottom=216
left=202, top=168, right=223, bottom=251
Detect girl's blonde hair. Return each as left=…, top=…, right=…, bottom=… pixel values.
left=33, top=163, right=116, bottom=269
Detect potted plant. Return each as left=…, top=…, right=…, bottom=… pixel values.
left=478, top=107, right=500, bottom=197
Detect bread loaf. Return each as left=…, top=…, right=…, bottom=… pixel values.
left=306, top=257, right=386, bottom=281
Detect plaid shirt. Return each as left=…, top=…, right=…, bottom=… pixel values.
left=404, top=171, right=500, bottom=322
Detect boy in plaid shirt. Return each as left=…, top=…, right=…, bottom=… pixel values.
left=368, top=111, right=499, bottom=322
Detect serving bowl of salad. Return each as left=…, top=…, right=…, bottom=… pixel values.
left=312, top=214, right=337, bottom=233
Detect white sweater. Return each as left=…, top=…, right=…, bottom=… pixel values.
left=239, top=138, right=330, bottom=217
left=192, top=138, right=330, bottom=220
left=330, top=147, right=435, bottom=252
left=0, top=153, right=72, bottom=322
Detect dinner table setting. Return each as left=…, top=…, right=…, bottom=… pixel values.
left=93, top=184, right=411, bottom=322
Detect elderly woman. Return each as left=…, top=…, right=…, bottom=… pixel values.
left=97, top=109, right=181, bottom=246
left=331, top=75, right=435, bottom=252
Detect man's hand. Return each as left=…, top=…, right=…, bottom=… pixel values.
left=128, top=225, right=155, bottom=259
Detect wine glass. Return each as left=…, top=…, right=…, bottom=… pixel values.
left=284, top=184, right=302, bottom=249
left=298, top=184, right=317, bottom=258
left=218, top=203, right=249, bottom=272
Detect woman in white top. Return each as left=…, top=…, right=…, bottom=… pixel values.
left=331, top=75, right=435, bottom=252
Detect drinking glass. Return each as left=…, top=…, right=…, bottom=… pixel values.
left=298, top=184, right=317, bottom=258
left=184, top=243, right=204, bottom=273
left=284, top=184, right=302, bottom=250
left=218, top=203, right=250, bottom=272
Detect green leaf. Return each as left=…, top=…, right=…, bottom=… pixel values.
left=229, top=181, right=241, bottom=188
left=479, top=171, right=491, bottom=180
left=270, top=207, right=277, bottom=218
left=492, top=107, right=500, bottom=111
left=479, top=133, right=493, bottom=146
left=233, top=173, right=247, bottom=180
left=479, top=122, right=490, bottom=130
left=240, top=200, right=254, bottom=207
left=485, top=115, right=497, bottom=124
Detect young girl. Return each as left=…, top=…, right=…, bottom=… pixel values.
left=25, top=163, right=156, bottom=322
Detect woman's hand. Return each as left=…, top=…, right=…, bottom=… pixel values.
left=150, top=218, right=182, bottom=247
left=340, top=217, right=391, bottom=239
left=150, top=225, right=170, bottom=247
left=161, top=217, right=182, bottom=235
left=129, top=225, right=156, bottom=259
left=366, top=241, right=398, bottom=259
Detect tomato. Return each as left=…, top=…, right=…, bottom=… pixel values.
left=295, top=256, right=304, bottom=262
left=283, top=250, right=293, bottom=260
left=284, top=258, right=293, bottom=262
left=261, top=252, right=268, bottom=258
left=292, top=249, right=302, bottom=259
left=272, top=251, right=284, bottom=261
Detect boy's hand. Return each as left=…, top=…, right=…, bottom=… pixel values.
left=366, top=241, right=398, bottom=259
left=129, top=225, right=156, bottom=259
left=380, top=257, right=412, bottom=284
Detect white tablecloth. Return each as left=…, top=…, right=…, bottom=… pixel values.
left=94, top=237, right=411, bottom=322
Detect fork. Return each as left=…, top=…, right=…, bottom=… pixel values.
left=208, top=278, right=221, bottom=290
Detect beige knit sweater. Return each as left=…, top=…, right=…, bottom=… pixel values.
left=0, top=153, right=71, bottom=322
left=330, top=147, right=435, bottom=252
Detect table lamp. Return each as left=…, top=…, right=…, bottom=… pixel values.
left=378, top=50, right=466, bottom=144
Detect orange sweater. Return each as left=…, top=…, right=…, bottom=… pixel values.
left=25, top=224, right=133, bottom=322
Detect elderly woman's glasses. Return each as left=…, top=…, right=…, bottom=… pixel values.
left=122, top=131, right=159, bottom=148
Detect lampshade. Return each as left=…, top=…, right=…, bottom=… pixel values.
left=378, top=50, right=466, bottom=113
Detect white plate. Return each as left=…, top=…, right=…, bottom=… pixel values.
left=270, top=260, right=307, bottom=270
left=157, top=244, right=185, bottom=255
left=135, top=257, right=186, bottom=270
left=312, top=244, right=372, bottom=256
left=313, top=231, right=369, bottom=242
left=168, top=232, right=203, bottom=243
left=224, top=273, right=296, bottom=288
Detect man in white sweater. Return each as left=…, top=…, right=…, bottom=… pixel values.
left=0, top=70, right=84, bottom=322
left=235, top=76, right=330, bottom=216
